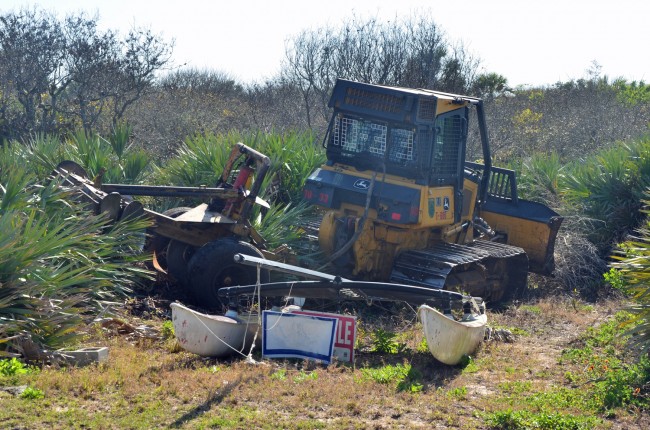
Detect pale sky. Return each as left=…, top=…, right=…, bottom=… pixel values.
left=2, top=0, right=648, bottom=88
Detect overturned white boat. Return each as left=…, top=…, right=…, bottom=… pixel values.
left=418, top=303, right=487, bottom=365
left=170, top=302, right=258, bottom=357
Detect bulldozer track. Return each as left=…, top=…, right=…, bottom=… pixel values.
left=390, top=240, right=529, bottom=303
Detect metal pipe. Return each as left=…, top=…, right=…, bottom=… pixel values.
left=476, top=100, right=492, bottom=205
left=233, top=253, right=350, bottom=282
left=237, top=144, right=271, bottom=222
left=100, top=184, right=241, bottom=199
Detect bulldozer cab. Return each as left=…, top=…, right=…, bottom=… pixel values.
left=320, top=79, right=485, bottom=226
left=325, top=80, right=472, bottom=190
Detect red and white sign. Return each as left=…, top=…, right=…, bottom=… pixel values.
left=294, top=310, right=357, bottom=363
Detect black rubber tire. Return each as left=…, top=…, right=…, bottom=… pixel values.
left=166, top=239, right=197, bottom=286
left=187, top=239, right=270, bottom=311
left=144, top=207, right=192, bottom=271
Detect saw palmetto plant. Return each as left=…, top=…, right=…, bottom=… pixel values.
left=150, top=130, right=324, bottom=248
left=516, top=152, right=564, bottom=208
left=0, top=143, right=152, bottom=352
left=560, top=138, right=650, bottom=252
left=610, top=199, right=650, bottom=355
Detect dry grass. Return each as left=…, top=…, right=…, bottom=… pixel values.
left=1, top=296, right=648, bottom=429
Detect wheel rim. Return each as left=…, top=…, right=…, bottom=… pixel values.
left=213, top=266, right=251, bottom=288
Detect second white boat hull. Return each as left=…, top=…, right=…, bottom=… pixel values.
left=418, top=304, right=487, bottom=365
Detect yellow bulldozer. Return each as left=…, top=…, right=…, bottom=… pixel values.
left=54, top=79, right=562, bottom=309
left=303, top=79, right=563, bottom=303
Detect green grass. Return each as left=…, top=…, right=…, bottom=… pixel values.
left=490, top=310, right=650, bottom=421
left=498, top=380, right=532, bottom=395
left=359, top=362, right=423, bottom=392
left=517, top=304, right=542, bottom=314
left=459, top=355, right=480, bottom=374
left=0, top=299, right=648, bottom=429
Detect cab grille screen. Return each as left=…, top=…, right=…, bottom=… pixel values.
left=332, top=117, right=415, bottom=163
left=418, top=99, right=436, bottom=122
left=432, top=115, right=462, bottom=176
left=333, top=117, right=387, bottom=155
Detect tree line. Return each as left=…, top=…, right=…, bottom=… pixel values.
left=0, top=7, right=171, bottom=141
left=1, top=6, right=648, bottom=165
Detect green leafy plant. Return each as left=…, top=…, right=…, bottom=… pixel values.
left=609, top=203, right=650, bottom=355
left=20, top=386, right=45, bottom=400
left=360, top=363, right=406, bottom=384
left=603, top=267, right=627, bottom=292
left=370, top=328, right=401, bottom=354
left=293, top=370, right=318, bottom=383
left=518, top=152, right=563, bottom=206
left=155, top=131, right=233, bottom=187
left=498, top=381, right=532, bottom=395
left=0, top=358, right=31, bottom=376
left=121, top=150, right=151, bottom=184
left=270, top=369, right=287, bottom=381
left=459, top=355, right=479, bottom=373
left=613, top=79, right=650, bottom=107
left=485, top=409, right=598, bottom=430
left=416, top=338, right=428, bottom=353
left=561, top=138, right=650, bottom=252
left=446, top=386, right=467, bottom=400
left=108, top=122, right=133, bottom=160
left=251, top=201, right=311, bottom=250
left=0, top=140, right=153, bottom=349
left=161, top=321, right=175, bottom=340
left=517, top=304, right=542, bottom=314
left=558, top=311, right=650, bottom=411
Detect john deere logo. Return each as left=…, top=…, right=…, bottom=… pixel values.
left=353, top=179, right=371, bottom=190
